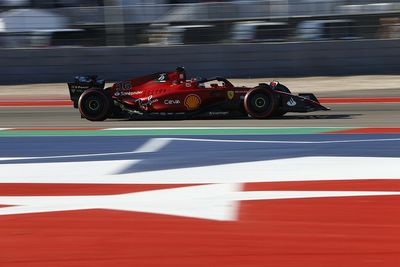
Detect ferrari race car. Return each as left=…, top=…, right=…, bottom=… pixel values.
left=68, top=67, right=329, bottom=121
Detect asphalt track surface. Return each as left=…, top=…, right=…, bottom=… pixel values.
left=0, top=102, right=399, bottom=127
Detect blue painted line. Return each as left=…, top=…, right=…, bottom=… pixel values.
left=1, top=134, right=400, bottom=174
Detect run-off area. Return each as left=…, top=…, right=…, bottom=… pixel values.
left=0, top=133, right=400, bottom=267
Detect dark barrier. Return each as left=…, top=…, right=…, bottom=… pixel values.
left=0, top=39, right=400, bottom=84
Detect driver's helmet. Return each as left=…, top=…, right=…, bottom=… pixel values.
left=270, top=81, right=279, bottom=87
left=176, top=66, right=186, bottom=83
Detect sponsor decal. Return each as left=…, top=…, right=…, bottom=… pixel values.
left=164, top=99, right=181, bottom=105
left=209, top=111, right=229, bottom=116
left=287, top=98, right=297, bottom=107
left=135, top=95, right=159, bottom=110
left=227, top=91, right=235, bottom=100
left=70, top=88, right=86, bottom=95
left=184, top=94, right=201, bottom=110
left=70, top=85, right=89, bottom=90
left=114, top=91, right=142, bottom=97
left=234, top=90, right=248, bottom=94
left=157, top=73, right=168, bottom=82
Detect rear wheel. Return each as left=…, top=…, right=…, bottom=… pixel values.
left=244, top=85, right=277, bottom=119
left=78, top=89, right=111, bottom=121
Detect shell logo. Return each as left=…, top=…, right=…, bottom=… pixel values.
left=184, top=94, right=201, bottom=110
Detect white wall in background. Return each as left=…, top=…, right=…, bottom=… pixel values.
left=0, top=9, right=67, bottom=33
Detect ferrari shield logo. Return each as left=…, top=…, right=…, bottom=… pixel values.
left=227, top=91, right=235, bottom=100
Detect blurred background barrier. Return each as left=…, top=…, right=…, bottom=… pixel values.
left=0, top=0, right=400, bottom=83
left=1, top=39, right=400, bottom=84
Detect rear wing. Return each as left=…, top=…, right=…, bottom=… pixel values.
left=68, top=75, right=105, bottom=108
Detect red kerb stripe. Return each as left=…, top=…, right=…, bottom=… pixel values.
left=9, top=127, right=105, bottom=131
left=0, top=101, right=72, bottom=106
left=320, top=97, right=400, bottom=103
left=326, top=128, right=400, bottom=134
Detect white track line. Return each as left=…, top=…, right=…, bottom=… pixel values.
left=0, top=156, right=400, bottom=184
left=0, top=138, right=171, bottom=161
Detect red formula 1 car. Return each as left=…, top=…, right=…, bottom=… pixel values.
left=68, top=67, right=329, bottom=121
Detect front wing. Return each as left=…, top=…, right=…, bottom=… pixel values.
left=277, top=92, right=329, bottom=113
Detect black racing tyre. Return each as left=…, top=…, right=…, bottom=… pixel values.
left=244, top=86, right=277, bottom=119
left=78, top=89, right=111, bottom=121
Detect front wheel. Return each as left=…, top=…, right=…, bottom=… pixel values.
left=78, top=89, right=111, bottom=121
left=244, top=86, right=277, bottom=119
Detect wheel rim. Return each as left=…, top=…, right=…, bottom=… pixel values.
left=254, top=97, right=266, bottom=108
left=88, top=99, right=100, bottom=111
left=83, top=95, right=104, bottom=116
left=251, top=93, right=270, bottom=112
